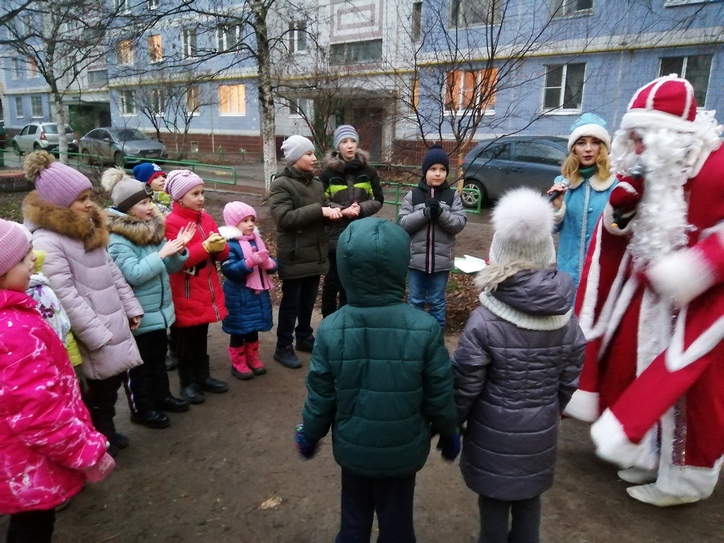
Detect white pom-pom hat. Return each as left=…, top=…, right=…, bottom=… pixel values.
left=489, top=187, right=556, bottom=267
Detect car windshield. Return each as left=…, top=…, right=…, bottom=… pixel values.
left=110, top=129, right=150, bottom=142
left=41, top=125, right=74, bottom=135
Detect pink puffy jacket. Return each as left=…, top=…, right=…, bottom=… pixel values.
left=0, top=290, right=108, bottom=515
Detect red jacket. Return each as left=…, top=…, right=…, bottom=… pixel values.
left=166, top=203, right=229, bottom=327
left=0, top=290, right=107, bottom=515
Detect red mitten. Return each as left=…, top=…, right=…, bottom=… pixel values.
left=84, top=452, right=115, bottom=483
left=245, top=249, right=269, bottom=268
left=610, top=175, right=645, bottom=213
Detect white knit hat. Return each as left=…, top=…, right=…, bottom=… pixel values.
left=489, top=188, right=556, bottom=266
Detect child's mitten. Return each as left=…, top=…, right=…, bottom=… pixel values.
left=436, top=430, right=461, bottom=462
left=246, top=249, right=270, bottom=268
left=295, top=424, right=318, bottom=460
left=84, top=452, right=115, bottom=482
left=203, top=233, right=227, bottom=253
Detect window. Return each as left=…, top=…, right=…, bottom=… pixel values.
left=149, top=34, right=162, bottom=62
left=151, top=89, right=165, bottom=117
left=11, top=59, right=20, bottom=80
left=217, top=24, right=241, bottom=52
left=552, top=0, right=593, bottom=16
left=479, top=142, right=511, bottom=161
left=120, top=90, right=135, bottom=115
left=147, top=0, right=159, bottom=9
left=219, top=84, right=246, bottom=115
left=15, top=97, right=24, bottom=118
left=186, top=86, right=200, bottom=115
left=88, top=69, right=108, bottom=86
left=450, top=0, right=500, bottom=27
left=412, top=3, right=423, bottom=41
left=659, top=55, right=712, bottom=106
left=515, top=141, right=567, bottom=165
left=329, top=40, right=382, bottom=65
left=117, top=39, right=134, bottom=65
left=28, top=58, right=39, bottom=78
left=183, top=28, right=197, bottom=58
left=543, top=63, right=585, bottom=110
left=115, top=0, right=129, bottom=13
left=289, top=21, right=307, bottom=54
left=31, top=96, right=43, bottom=117
left=288, top=98, right=310, bottom=117
left=445, top=69, right=497, bottom=112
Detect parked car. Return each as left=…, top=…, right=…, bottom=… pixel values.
left=0, top=119, right=5, bottom=150
left=460, top=136, right=569, bottom=208
left=11, top=122, right=78, bottom=156
left=79, top=127, right=168, bottom=166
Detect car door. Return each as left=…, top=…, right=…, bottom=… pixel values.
left=511, top=141, right=568, bottom=194
left=473, top=142, right=513, bottom=200
left=17, top=125, right=36, bottom=153
left=96, top=129, right=113, bottom=163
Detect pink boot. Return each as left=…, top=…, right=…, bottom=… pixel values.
left=245, top=341, right=267, bottom=376
left=229, top=346, right=253, bottom=380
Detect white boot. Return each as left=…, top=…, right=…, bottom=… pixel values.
left=618, top=467, right=657, bottom=484
left=627, top=484, right=700, bottom=507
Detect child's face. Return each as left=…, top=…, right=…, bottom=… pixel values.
left=338, top=138, right=358, bottom=161
left=237, top=215, right=256, bottom=236
left=425, top=164, right=448, bottom=187
left=294, top=150, right=317, bottom=173
left=149, top=174, right=166, bottom=192
left=128, top=198, right=154, bottom=221
left=179, top=185, right=205, bottom=211
left=69, top=189, right=94, bottom=214
left=0, top=250, right=35, bottom=292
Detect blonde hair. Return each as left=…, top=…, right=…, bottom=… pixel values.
left=561, top=143, right=612, bottom=183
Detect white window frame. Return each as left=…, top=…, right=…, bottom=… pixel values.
left=15, top=97, right=24, bottom=118
left=219, top=84, right=246, bottom=116
left=444, top=69, right=497, bottom=114
left=551, top=0, right=593, bottom=17
left=183, top=28, right=198, bottom=58
left=120, top=90, right=136, bottom=115
left=115, top=0, right=130, bottom=13
left=88, top=69, right=108, bottom=86
left=543, top=63, right=585, bottom=113
left=147, top=0, right=159, bottom=9
left=289, top=21, right=307, bottom=54
left=412, top=2, right=423, bottom=42
left=11, top=59, right=20, bottom=80
left=117, top=39, right=134, bottom=66
left=217, top=24, right=242, bottom=53
left=658, top=54, right=712, bottom=107
left=149, top=34, right=163, bottom=63
left=31, top=96, right=43, bottom=118
left=450, top=0, right=500, bottom=27
left=151, top=89, right=165, bottom=117
left=186, top=86, right=201, bottom=116
left=288, top=98, right=311, bottom=118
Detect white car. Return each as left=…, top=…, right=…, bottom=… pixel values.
left=12, top=122, right=78, bottom=155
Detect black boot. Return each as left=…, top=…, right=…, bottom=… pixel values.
left=197, top=355, right=228, bottom=393
left=180, top=383, right=205, bottom=404
left=131, top=409, right=171, bottom=429
left=156, top=395, right=190, bottom=413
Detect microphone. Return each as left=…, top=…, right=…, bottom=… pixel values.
left=547, top=178, right=570, bottom=202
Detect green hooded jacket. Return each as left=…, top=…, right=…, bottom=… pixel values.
left=301, top=217, right=458, bottom=478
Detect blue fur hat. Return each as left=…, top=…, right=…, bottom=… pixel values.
left=568, top=113, right=611, bottom=151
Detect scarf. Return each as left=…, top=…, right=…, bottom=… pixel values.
left=239, top=232, right=273, bottom=292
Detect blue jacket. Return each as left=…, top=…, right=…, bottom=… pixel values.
left=219, top=227, right=277, bottom=336
left=302, top=217, right=458, bottom=478
left=553, top=170, right=616, bottom=287
left=106, top=208, right=187, bottom=336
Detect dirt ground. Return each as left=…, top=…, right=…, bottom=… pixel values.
left=1, top=189, right=722, bottom=542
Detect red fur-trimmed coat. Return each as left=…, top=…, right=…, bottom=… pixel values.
left=165, top=203, right=229, bottom=327
left=566, top=146, right=724, bottom=472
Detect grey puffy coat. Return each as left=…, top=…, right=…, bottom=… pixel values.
left=452, top=268, right=585, bottom=501
left=397, top=180, right=466, bottom=273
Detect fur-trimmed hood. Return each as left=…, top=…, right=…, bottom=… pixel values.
left=323, top=149, right=371, bottom=173
left=23, top=191, right=109, bottom=251
left=106, top=207, right=166, bottom=246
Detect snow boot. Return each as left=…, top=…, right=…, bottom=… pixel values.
left=245, top=341, right=267, bottom=375
left=229, top=346, right=254, bottom=381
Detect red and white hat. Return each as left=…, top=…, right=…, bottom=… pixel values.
left=621, top=74, right=698, bottom=133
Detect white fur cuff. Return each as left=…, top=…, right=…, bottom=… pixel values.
left=591, top=410, right=658, bottom=470
left=563, top=390, right=600, bottom=422
left=647, top=247, right=716, bottom=307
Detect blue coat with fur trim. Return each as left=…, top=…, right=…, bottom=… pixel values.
left=219, top=226, right=277, bottom=336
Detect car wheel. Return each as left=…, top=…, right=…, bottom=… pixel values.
left=33, top=143, right=42, bottom=151
left=12, top=142, right=22, bottom=156
left=113, top=151, right=124, bottom=167
left=461, top=179, right=488, bottom=209
left=82, top=150, right=94, bottom=165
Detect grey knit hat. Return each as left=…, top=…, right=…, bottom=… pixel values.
left=489, top=187, right=556, bottom=266
left=333, top=125, right=359, bottom=150
left=281, top=135, right=315, bottom=165
left=101, top=167, right=152, bottom=213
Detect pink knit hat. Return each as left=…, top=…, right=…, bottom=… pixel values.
left=223, top=201, right=256, bottom=227
left=27, top=155, right=93, bottom=208
left=0, top=219, right=32, bottom=276
left=165, top=169, right=205, bottom=200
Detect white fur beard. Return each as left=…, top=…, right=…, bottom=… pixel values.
left=612, top=129, right=693, bottom=266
